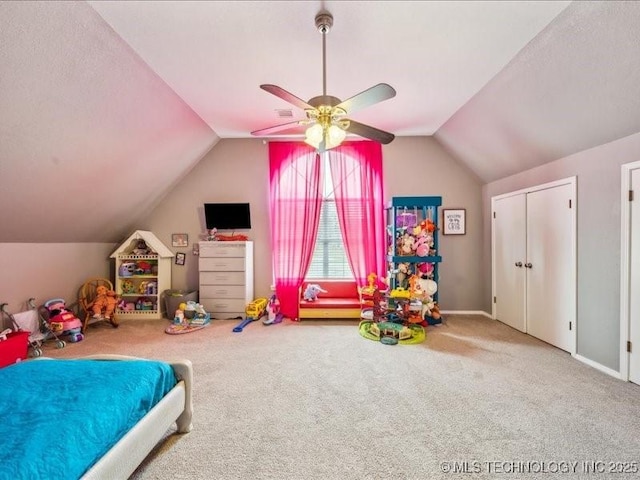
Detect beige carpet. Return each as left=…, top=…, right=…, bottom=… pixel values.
left=44, top=315, right=640, bottom=479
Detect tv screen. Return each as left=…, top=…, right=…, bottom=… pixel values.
left=204, top=203, right=251, bottom=230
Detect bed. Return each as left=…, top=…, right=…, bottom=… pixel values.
left=0, top=354, right=193, bottom=479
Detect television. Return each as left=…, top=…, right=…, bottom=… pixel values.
left=204, top=202, right=251, bottom=230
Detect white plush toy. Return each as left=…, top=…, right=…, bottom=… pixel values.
left=303, top=284, right=327, bottom=301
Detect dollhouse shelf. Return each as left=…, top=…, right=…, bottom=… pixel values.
left=110, top=230, right=174, bottom=320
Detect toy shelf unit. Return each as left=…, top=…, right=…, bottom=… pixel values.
left=386, top=196, right=442, bottom=301
left=110, top=230, right=174, bottom=320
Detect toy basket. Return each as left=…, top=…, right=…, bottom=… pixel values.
left=0, top=331, right=30, bottom=368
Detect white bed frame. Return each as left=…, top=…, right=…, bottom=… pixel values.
left=46, top=355, right=193, bottom=480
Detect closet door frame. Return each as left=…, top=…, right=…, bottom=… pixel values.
left=620, top=161, right=640, bottom=382
left=491, top=176, right=577, bottom=355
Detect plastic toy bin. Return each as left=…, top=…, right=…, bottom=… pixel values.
left=163, top=290, right=198, bottom=320
left=0, top=331, right=30, bottom=368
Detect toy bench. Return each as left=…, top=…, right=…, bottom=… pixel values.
left=298, top=281, right=361, bottom=320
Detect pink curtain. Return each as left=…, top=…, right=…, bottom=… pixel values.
left=328, top=141, right=386, bottom=287
left=269, top=142, right=323, bottom=320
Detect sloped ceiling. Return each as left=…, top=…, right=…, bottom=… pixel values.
left=1, top=1, right=639, bottom=242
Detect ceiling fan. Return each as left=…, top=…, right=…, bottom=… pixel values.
left=250, top=11, right=396, bottom=152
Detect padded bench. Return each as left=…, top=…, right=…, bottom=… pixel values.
left=298, top=281, right=361, bottom=320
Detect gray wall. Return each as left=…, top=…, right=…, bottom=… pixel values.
left=2, top=131, right=637, bottom=375
left=145, top=136, right=485, bottom=310
left=0, top=136, right=484, bottom=325
left=483, top=131, right=640, bottom=371
left=0, top=243, right=114, bottom=328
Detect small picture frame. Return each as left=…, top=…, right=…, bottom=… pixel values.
left=443, top=209, right=466, bottom=235
left=172, top=233, right=188, bottom=247
left=175, top=252, right=186, bottom=266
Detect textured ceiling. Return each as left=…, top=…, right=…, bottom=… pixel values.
left=1, top=1, right=639, bottom=242
left=88, top=0, right=570, bottom=139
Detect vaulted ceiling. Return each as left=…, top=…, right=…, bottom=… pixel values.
left=1, top=1, right=639, bottom=242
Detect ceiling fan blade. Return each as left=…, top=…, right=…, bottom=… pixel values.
left=251, top=120, right=308, bottom=137
left=260, top=84, right=314, bottom=110
left=344, top=119, right=395, bottom=145
left=335, top=83, right=396, bottom=114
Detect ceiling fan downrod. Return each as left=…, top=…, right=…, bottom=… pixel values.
left=315, top=12, right=333, bottom=98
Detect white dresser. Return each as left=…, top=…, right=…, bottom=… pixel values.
left=198, top=241, right=254, bottom=319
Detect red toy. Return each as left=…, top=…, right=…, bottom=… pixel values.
left=44, top=298, right=84, bottom=343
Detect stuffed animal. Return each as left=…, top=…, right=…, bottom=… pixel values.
left=397, top=233, right=415, bottom=255
left=303, top=284, right=327, bottom=301
left=417, top=262, right=434, bottom=279
left=92, top=285, right=118, bottom=320
left=394, top=262, right=411, bottom=289
left=133, top=239, right=150, bottom=255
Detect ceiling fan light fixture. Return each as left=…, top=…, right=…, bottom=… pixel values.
left=304, top=123, right=324, bottom=148
left=327, top=124, right=347, bottom=147
left=304, top=120, right=347, bottom=151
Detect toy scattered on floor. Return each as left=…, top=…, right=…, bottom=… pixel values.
left=234, top=297, right=268, bottom=332
left=262, top=294, right=284, bottom=325
left=359, top=320, right=425, bottom=345
left=176, top=301, right=210, bottom=325
left=2, top=300, right=67, bottom=355
left=44, top=298, right=84, bottom=342
left=303, top=284, right=327, bottom=301
left=91, top=285, right=118, bottom=320
left=165, top=301, right=210, bottom=335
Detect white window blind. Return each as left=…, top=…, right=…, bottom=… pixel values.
left=306, top=156, right=354, bottom=280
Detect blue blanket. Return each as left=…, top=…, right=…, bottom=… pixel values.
left=0, top=359, right=177, bottom=479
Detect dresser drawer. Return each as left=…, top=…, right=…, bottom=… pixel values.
left=200, top=298, right=246, bottom=313
left=199, top=271, right=246, bottom=285
left=199, top=243, right=245, bottom=258
left=200, top=285, right=246, bottom=299
left=199, top=257, right=245, bottom=271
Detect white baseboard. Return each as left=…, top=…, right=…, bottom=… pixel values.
left=441, top=310, right=492, bottom=318
left=573, top=354, right=622, bottom=380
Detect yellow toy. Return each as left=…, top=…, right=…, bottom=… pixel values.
left=92, top=285, right=118, bottom=320
left=245, top=297, right=268, bottom=320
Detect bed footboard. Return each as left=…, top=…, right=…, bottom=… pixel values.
left=74, top=355, right=193, bottom=479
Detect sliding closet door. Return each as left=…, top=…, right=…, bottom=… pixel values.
left=526, top=183, right=574, bottom=352
left=494, top=194, right=527, bottom=332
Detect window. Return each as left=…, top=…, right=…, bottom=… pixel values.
left=305, top=155, right=354, bottom=280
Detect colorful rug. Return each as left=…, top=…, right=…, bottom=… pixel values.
left=358, top=320, right=425, bottom=345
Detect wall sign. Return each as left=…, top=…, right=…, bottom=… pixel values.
left=443, top=209, right=466, bottom=235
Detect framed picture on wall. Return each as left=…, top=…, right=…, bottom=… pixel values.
left=172, top=233, right=188, bottom=247
left=175, top=252, right=186, bottom=266
left=443, top=209, right=466, bottom=235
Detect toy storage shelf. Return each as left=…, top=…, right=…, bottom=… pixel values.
left=386, top=196, right=442, bottom=301
left=110, top=231, right=173, bottom=320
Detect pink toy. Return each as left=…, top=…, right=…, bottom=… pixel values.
left=417, top=262, right=434, bottom=278
left=44, top=298, right=84, bottom=342
left=262, top=294, right=284, bottom=325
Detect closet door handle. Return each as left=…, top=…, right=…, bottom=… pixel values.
left=524, top=263, right=533, bottom=269
left=515, top=262, right=523, bottom=267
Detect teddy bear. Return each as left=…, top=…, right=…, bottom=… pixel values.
left=92, top=285, right=118, bottom=320
left=397, top=232, right=415, bottom=255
